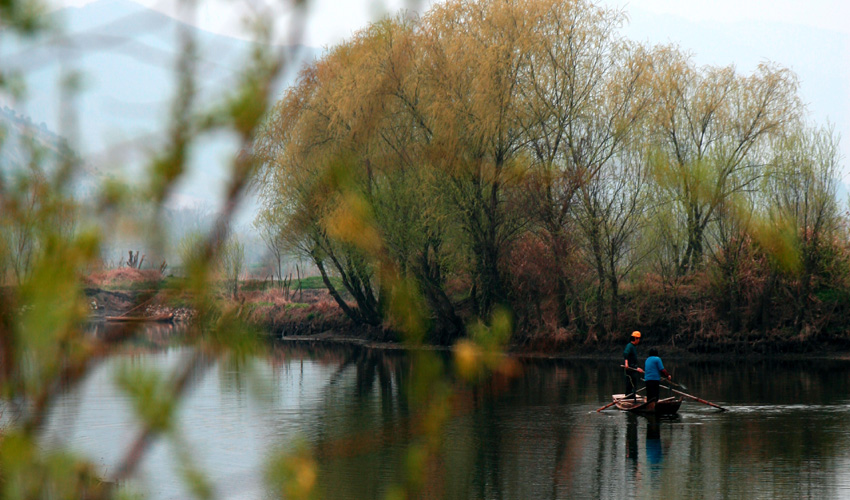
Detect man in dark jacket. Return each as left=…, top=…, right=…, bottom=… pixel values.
left=623, top=331, right=643, bottom=399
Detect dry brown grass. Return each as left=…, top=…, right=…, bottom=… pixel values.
left=245, top=289, right=354, bottom=337
left=83, top=268, right=163, bottom=287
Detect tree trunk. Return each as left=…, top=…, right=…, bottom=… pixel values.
left=555, top=277, right=571, bottom=328
left=609, top=274, right=619, bottom=335
left=680, top=207, right=706, bottom=275
left=754, top=271, right=778, bottom=334
left=795, top=243, right=816, bottom=333
left=593, top=281, right=605, bottom=341
left=473, top=235, right=507, bottom=319
left=324, top=248, right=381, bottom=326
left=590, top=224, right=606, bottom=339
left=314, top=258, right=363, bottom=324
left=550, top=234, right=571, bottom=328
left=417, top=240, right=464, bottom=344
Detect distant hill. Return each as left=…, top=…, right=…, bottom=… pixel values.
left=1, top=0, right=320, bottom=212
left=0, top=105, right=74, bottom=174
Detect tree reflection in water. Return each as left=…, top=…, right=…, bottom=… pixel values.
left=264, top=344, right=850, bottom=499
left=32, top=339, right=850, bottom=499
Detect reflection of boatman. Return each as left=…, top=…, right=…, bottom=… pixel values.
left=646, top=417, right=663, bottom=466
left=626, top=413, right=639, bottom=460
left=623, top=331, right=643, bottom=400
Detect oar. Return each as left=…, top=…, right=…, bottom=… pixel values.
left=665, top=377, right=688, bottom=391
left=620, top=365, right=688, bottom=390
left=660, top=384, right=727, bottom=412
left=596, top=387, right=645, bottom=412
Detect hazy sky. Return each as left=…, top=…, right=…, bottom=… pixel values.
left=50, top=0, right=850, bottom=47
left=615, top=0, right=850, bottom=35
left=40, top=0, right=850, bottom=189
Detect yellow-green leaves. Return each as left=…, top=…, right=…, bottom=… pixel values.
left=325, top=191, right=383, bottom=256
left=116, top=364, right=177, bottom=433
left=454, top=307, right=514, bottom=381
left=206, top=306, right=261, bottom=361
left=0, top=430, right=109, bottom=500
left=265, top=440, right=318, bottom=500
left=172, top=433, right=214, bottom=500
left=15, top=228, right=99, bottom=400
left=750, top=215, right=801, bottom=274
left=0, top=0, right=49, bottom=35
left=647, top=49, right=802, bottom=274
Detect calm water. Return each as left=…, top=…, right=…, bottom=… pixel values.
left=41, top=334, right=850, bottom=499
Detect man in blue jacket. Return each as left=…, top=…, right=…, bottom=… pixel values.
left=644, top=348, right=671, bottom=405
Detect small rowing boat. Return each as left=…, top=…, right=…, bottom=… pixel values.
left=612, top=394, right=682, bottom=416
left=105, top=313, right=174, bottom=323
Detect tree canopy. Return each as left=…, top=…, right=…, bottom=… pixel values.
left=258, top=0, right=846, bottom=345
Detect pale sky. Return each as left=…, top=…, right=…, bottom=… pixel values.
left=615, top=0, right=850, bottom=35
left=49, top=0, right=850, bottom=47
left=51, top=0, right=429, bottom=47
left=38, top=0, right=850, bottom=192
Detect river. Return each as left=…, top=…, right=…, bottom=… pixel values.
left=42, top=335, right=850, bottom=499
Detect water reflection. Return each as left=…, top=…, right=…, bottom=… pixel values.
left=87, top=320, right=183, bottom=347
left=626, top=413, right=639, bottom=461
left=39, top=338, right=850, bottom=499
left=645, top=417, right=662, bottom=467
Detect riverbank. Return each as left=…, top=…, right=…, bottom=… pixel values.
left=77, top=269, right=850, bottom=358
left=80, top=287, right=850, bottom=360
left=272, top=332, right=850, bottom=361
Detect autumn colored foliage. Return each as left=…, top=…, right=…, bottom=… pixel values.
left=257, top=0, right=847, bottom=352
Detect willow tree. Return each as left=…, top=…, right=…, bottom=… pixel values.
left=417, top=0, right=535, bottom=318
left=763, top=123, right=843, bottom=329
left=516, top=0, right=653, bottom=335
left=703, top=190, right=758, bottom=332
left=257, top=17, right=468, bottom=335
left=256, top=47, right=384, bottom=326
left=576, top=142, right=651, bottom=335
left=649, top=50, right=803, bottom=276
left=351, top=17, right=467, bottom=340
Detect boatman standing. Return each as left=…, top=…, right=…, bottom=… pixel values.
left=623, top=331, right=643, bottom=400
left=644, top=347, right=671, bottom=405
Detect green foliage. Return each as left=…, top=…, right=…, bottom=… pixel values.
left=116, top=365, right=177, bottom=433
left=220, top=238, right=246, bottom=299
left=264, top=440, right=318, bottom=500
left=0, top=0, right=49, bottom=35
left=172, top=434, right=214, bottom=500
left=0, top=430, right=108, bottom=500
left=0, top=0, right=292, bottom=495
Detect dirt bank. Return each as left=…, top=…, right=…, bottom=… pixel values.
left=84, top=288, right=194, bottom=322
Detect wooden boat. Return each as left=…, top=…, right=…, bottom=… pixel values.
left=105, top=313, right=174, bottom=323
left=612, top=394, right=682, bottom=416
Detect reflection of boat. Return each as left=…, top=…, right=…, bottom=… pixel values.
left=105, top=313, right=174, bottom=323
left=612, top=395, right=682, bottom=416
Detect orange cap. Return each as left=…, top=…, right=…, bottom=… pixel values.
left=631, top=331, right=641, bottom=338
